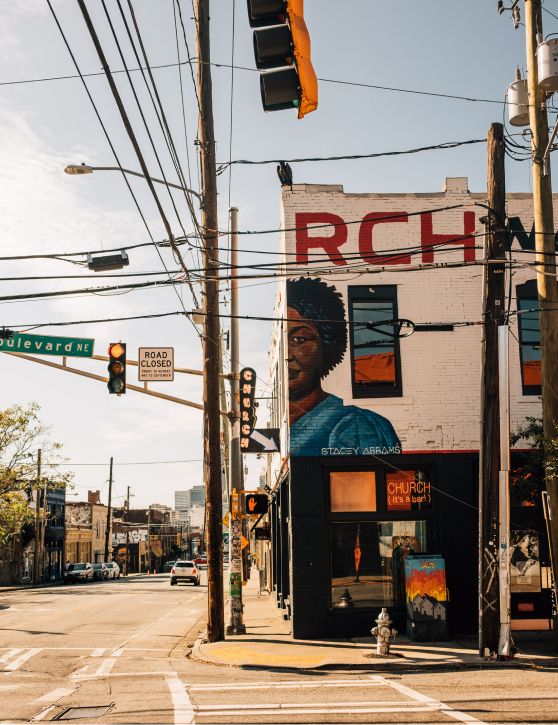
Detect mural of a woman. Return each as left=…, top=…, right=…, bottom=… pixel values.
left=287, top=277, right=401, bottom=456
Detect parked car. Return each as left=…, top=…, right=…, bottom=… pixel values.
left=194, top=557, right=207, bottom=570
left=64, top=562, right=93, bottom=584
left=92, top=563, right=108, bottom=581
left=104, top=561, right=121, bottom=579
left=163, top=561, right=176, bottom=573
left=170, top=561, right=201, bottom=586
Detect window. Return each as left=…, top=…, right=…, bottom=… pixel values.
left=517, top=281, right=541, bottom=396
left=330, top=520, right=428, bottom=609
left=330, top=471, right=376, bottom=512
left=348, top=286, right=402, bottom=398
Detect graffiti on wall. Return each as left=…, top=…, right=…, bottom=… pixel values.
left=404, top=555, right=447, bottom=623
left=286, top=277, right=401, bottom=457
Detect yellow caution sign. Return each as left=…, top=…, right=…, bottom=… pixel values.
left=241, top=535, right=249, bottom=550
left=222, top=512, right=230, bottom=528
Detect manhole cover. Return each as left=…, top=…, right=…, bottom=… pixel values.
left=54, top=704, right=114, bottom=720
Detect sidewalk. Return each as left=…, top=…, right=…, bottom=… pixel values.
left=194, top=573, right=558, bottom=671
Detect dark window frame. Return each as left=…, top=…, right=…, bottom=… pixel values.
left=516, top=280, right=541, bottom=396
left=348, top=285, right=403, bottom=398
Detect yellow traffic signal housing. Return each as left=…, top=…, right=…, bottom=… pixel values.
left=107, top=342, right=126, bottom=395
left=247, top=0, right=318, bottom=118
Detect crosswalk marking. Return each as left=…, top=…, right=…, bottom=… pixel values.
left=91, top=648, right=105, bottom=657
left=0, top=649, right=22, bottom=665
left=34, top=687, right=75, bottom=703
left=165, top=674, right=195, bottom=725
left=3, top=648, right=42, bottom=672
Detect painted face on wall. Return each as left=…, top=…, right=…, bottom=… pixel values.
left=287, top=307, right=323, bottom=401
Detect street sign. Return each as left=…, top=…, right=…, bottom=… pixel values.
left=245, top=493, right=268, bottom=515
left=222, top=512, right=230, bottom=528
left=244, top=428, right=280, bottom=453
left=239, top=367, right=257, bottom=450
left=138, top=347, right=174, bottom=381
left=255, top=527, right=271, bottom=541
left=241, top=535, right=249, bottom=550
left=0, top=332, right=94, bottom=358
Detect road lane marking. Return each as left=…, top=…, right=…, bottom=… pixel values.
left=195, top=700, right=425, bottom=710
left=165, top=674, right=195, bottom=725
left=384, top=677, right=488, bottom=724
left=4, top=648, right=42, bottom=672
left=91, top=648, right=105, bottom=657
left=34, top=687, right=75, bottom=703
left=94, top=658, right=117, bottom=677
left=189, top=679, right=385, bottom=691
left=111, top=649, right=123, bottom=657
left=0, top=649, right=22, bottom=665
left=72, top=670, right=172, bottom=681
left=196, top=706, right=434, bottom=716
left=30, top=705, right=56, bottom=722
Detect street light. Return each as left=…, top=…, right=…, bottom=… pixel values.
left=64, top=164, right=203, bottom=205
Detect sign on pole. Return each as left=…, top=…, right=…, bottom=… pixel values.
left=244, top=428, right=280, bottom=453
left=0, top=333, right=94, bottom=358
left=138, top=347, right=174, bottom=381
left=239, top=367, right=257, bottom=450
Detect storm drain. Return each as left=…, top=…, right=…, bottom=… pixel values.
left=54, top=704, right=114, bottom=720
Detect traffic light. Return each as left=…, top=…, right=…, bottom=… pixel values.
left=247, top=0, right=318, bottom=118
left=107, top=342, right=126, bottom=395
left=244, top=493, right=268, bottom=515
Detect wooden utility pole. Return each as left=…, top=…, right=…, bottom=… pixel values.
left=104, top=457, right=113, bottom=562
left=525, top=0, right=558, bottom=609
left=125, top=485, right=130, bottom=576
left=32, top=448, right=42, bottom=584
left=479, top=123, right=507, bottom=657
left=196, top=0, right=224, bottom=642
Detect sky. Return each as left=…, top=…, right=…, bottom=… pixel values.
left=0, top=0, right=554, bottom=509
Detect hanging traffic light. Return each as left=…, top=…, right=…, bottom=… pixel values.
left=247, top=0, right=318, bottom=118
left=244, top=493, right=268, bottom=515
left=107, top=342, right=126, bottom=395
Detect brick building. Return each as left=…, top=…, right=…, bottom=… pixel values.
left=265, top=178, right=555, bottom=639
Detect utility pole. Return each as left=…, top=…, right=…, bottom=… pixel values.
left=525, top=0, right=558, bottom=610
left=104, top=457, right=113, bottom=562
left=227, top=207, right=246, bottom=635
left=125, top=485, right=130, bottom=576
left=479, top=123, right=507, bottom=657
left=147, top=507, right=152, bottom=574
left=33, top=448, right=42, bottom=584
left=196, top=0, right=224, bottom=642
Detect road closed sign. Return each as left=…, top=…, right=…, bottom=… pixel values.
left=138, top=347, right=174, bottom=381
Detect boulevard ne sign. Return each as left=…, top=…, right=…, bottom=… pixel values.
left=0, top=332, right=94, bottom=357
left=138, top=347, right=174, bottom=381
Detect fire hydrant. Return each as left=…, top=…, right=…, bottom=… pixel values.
left=371, top=607, right=397, bottom=655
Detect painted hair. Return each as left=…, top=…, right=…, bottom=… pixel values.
left=286, top=277, right=347, bottom=376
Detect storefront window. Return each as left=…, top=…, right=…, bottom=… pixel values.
left=385, top=470, right=432, bottom=511
left=331, top=520, right=428, bottom=609
left=330, top=471, right=376, bottom=512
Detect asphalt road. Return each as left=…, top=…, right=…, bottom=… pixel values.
left=1, top=576, right=557, bottom=724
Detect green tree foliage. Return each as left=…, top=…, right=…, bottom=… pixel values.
left=509, top=417, right=557, bottom=505
left=0, top=403, right=72, bottom=548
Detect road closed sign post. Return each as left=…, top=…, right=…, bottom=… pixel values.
left=138, top=347, right=174, bottom=382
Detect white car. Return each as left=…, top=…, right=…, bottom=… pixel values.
left=170, top=561, right=201, bottom=586
left=105, top=561, right=121, bottom=579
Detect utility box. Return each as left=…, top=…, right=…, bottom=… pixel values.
left=404, top=554, right=449, bottom=641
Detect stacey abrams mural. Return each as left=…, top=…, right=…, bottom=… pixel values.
left=287, top=277, right=401, bottom=457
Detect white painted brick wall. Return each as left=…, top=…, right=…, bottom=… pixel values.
left=270, top=178, right=556, bottom=452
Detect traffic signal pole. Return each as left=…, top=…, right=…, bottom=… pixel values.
left=227, top=207, right=246, bottom=635
left=104, top=457, right=113, bottom=562
left=196, top=0, right=224, bottom=643
left=32, top=448, right=42, bottom=584
left=525, top=0, right=558, bottom=618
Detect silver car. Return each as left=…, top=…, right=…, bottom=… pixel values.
left=104, top=561, right=121, bottom=579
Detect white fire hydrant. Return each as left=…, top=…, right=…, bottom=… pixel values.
left=371, top=607, right=397, bottom=655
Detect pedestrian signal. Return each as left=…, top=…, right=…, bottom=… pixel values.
left=244, top=493, right=268, bottom=515
left=107, top=342, right=126, bottom=395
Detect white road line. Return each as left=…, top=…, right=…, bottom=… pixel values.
left=30, top=705, right=56, bottom=722
left=72, top=669, right=172, bottom=681
left=4, top=648, right=42, bottom=672
left=165, top=674, right=195, bottom=725
left=111, top=649, right=123, bottom=657
left=91, top=648, right=105, bottom=657
left=197, top=706, right=434, bottom=716
left=94, top=658, right=117, bottom=677
left=189, top=678, right=386, bottom=691
left=34, top=687, right=75, bottom=703
left=0, top=649, right=22, bottom=665
left=385, top=677, right=488, bottom=724
left=196, top=700, right=425, bottom=710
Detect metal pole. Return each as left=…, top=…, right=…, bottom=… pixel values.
left=525, top=0, right=558, bottom=611
left=104, top=457, right=113, bottom=562
left=227, top=207, right=246, bottom=635
left=125, top=486, right=130, bottom=576
left=148, top=507, right=152, bottom=574
left=498, top=324, right=512, bottom=657
left=196, top=0, right=224, bottom=643
left=33, top=449, right=42, bottom=584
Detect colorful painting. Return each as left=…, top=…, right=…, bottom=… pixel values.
left=286, top=277, right=401, bottom=457
left=510, top=530, right=541, bottom=593
left=404, top=555, right=447, bottom=623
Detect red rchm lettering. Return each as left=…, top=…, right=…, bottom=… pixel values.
left=421, top=211, right=476, bottom=263
left=295, top=212, right=348, bottom=266
left=358, top=213, right=411, bottom=264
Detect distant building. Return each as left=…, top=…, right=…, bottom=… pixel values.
left=65, top=491, right=110, bottom=564
left=188, top=504, right=205, bottom=531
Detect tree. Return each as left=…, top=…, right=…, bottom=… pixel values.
left=0, top=403, right=72, bottom=554
left=509, top=416, right=558, bottom=506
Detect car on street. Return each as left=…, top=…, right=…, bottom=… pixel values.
left=104, top=561, right=121, bottom=579
left=170, top=560, right=201, bottom=586
left=92, top=562, right=109, bottom=581
left=163, top=560, right=175, bottom=573
left=194, top=557, right=207, bottom=570
left=64, top=562, right=93, bottom=584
